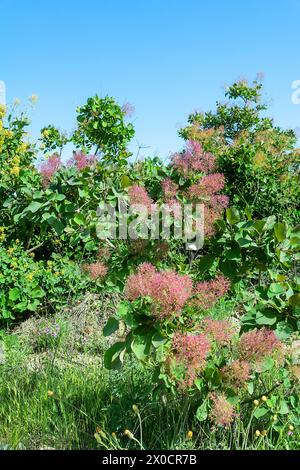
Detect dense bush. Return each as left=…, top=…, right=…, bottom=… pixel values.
left=179, top=79, right=300, bottom=223
left=0, top=81, right=299, bottom=450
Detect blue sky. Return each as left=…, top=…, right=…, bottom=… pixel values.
left=1, top=0, right=300, bottom=159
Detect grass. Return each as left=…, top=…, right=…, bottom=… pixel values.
left=1, top=319, right=299, bottom=451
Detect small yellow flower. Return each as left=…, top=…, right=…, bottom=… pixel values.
left=289, top=425, right=294, bottom=431
left=29, top=252, right=35, bottom=258
left=261, top=395, right=267, bottom=402
left=0, top=104, right=6, bottom=119
left=187, top=430, right=193, bottom=439
left=13, top=98, right=21, bottom=106
left=47, top=390, right=54, bottom=397
left=29, top=94, right=38, bottom=104
left=132, top=404, right=139, bottom=414
left=253, top=399, right=259, bottom=406
left=111, top=432, right=117, bottom=438
left=255, top=430, right=261, bottom=437
left=95, top=428, right=106, bottom=439
left=124, top=429, right=134, bottom=439
left=10, top=166, right=20, bottom=177
left=261, top=430, right=268, bottom=437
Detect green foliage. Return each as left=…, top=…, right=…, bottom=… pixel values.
left=0, top=242, right=44, bottom=320
left=73, top=95, right=135, bottom=160
left=39, top=125, right=69, bottom=154
left=179, top=78, right=300, bottom=223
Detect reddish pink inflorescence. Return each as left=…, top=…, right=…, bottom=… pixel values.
left=188, top=173, right=226, bottom=200
left=83, top=262, right=108, bottom=280
left=68, top=151, right=97, bottom=171
left=221, top=360, right=251, bottom=390
left=161, top=178, right=179, bottom=201
left=171, top=140, right=216, bottom=176
left=40, top=154, right=61, bottom=186
left=210, top=393, right=235, bottom=427
left=172, top=331, right=211, bottom=386
left=192, top=275, right=231, bottom=311
left=128, top=185, right=153, bottom=212
left=201, top=318, right=235, bottom=346
left=238, top=328, right=283, bottom=363
left=125, top=263, right=193, bottom=319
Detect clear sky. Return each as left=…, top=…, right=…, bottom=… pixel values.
left=1, top=0, right=300, bottom=159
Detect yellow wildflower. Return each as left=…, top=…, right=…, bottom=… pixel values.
left=0, top=104, right=6, bottom=119
left=124, top=429, right=134, bottom=439
left=29, top=94, right=38, bottom=104
left=10, top=166, right=20, bottom=177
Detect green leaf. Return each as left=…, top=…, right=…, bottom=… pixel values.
left=46, top=216, right=64, bottom=235
left=253, top=407, right=269, bottom=419
left=120, top=175, right=132, bottom=188
left=274, top=222, right=287, bottom=243
left=225, top=244, right=241, bottom=261
left=226, top=207, right=240, bottom=225
left=103, top=317, right=119, bottom=337
left=236, top=237, right=255, bottom=248
left=219, top=259, right=238, bottom=278
left=275, top=321, right=294, bottom=340
left=152, top=332, right=167, bottom=348
left=8, top=288, right=20, bottom=301
left=31, top=288, right=45, bottom=299
left=73, top=213, right=86, bottom=225
left=278, top=399, right=289, bottom=415
left=26, top=201, right=43, bottom=213
left=268, top=282, right=286, bottom=296
left=289, top=294, right=300, bottom=308
left=256, top=309, right=278, bottom=326
left=104, top=342, right=126, bottom=370
left=196, top=254, right=215, bottom=273
left=131, top=332, right=153, bottom=360
left=196, top=401, right=208, bottom=422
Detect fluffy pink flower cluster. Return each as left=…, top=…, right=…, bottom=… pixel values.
left=128, top=185, right=153, bottom=211
left=238, top=328, right=283, bottom=363
left=201, top=318, right=235, bottom=346
left=187, top=174, right=229, bottom=237
left=68, top=151, right=97, bottom=171
left=161, top=178, right=178, bottom=200
left=172, top=332, right=211, bottom=386
left=40, top=154, right=61, bottom=186
left=97, top=246, right=111, bottom=261
left=210, top=393, right=235, bottom=427
left=171, top=140, right=216, bottom=176
left=221, top=360, right=250, bottom=390
left=83, top=262, right=108, bottom=280
left=188, top=173, right=226, bottom=200
left=192, top=276, right=231, bottom=311
left=125, top=263, right=193, bottom=319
